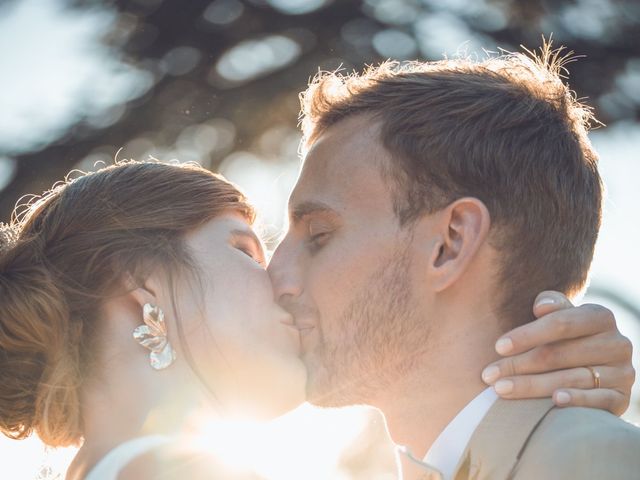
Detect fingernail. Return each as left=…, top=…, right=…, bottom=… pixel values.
left=555, top=391, right=571, bottom=405
left=482, top=365, right=500, bottom=384
left=536, top=296, right=556, bottom=308
left=494, top=379, right=514, bottom=395
left=495, top=337, right=513, bottom=355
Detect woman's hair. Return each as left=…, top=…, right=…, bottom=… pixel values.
left=0, top=160, right=254, bottom=447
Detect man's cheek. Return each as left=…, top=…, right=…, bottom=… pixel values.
left=311, top=264, right=352, bottom=310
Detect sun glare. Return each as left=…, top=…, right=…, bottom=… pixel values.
left=0, top=405, right=378, bottom=479
left=193, top=403, right=373, bottom=480
left=0, top=434, right=77, bottom=480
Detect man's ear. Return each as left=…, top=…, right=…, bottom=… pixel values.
left=429, top=197, right=491, bottom=292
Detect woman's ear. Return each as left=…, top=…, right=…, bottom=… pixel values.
left=429, top=197, right=491, bottom=292
left=125, top=271, right=178, bottom=371
left=123, top=271, right=160, bottom=309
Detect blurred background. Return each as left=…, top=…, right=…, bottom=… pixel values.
left=0, top=0, right=638, bottom=478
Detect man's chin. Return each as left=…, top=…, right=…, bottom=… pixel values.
left=302, top=349, right=372, bottom=407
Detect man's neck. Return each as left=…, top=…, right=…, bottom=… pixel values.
left=375, top=313, right=502, bottom=464
left=381, top=367, right=489, bottom=460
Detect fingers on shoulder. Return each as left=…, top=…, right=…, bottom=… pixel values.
left=553, top=386, right=634, bottom=416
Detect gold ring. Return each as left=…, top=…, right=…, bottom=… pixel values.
left=586, top=366, right=601, bottom=389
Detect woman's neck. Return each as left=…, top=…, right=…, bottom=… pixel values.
left=67, top=370, right=209, bottom=480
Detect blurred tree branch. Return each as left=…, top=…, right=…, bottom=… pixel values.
left=1, top=0, right=639, bottom=219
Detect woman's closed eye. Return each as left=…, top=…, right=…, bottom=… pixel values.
left=238, top=243, right=266, bottom=266
left=239, top=246, right=258, bottom=261
left=230, top=229, right=267, bottom=266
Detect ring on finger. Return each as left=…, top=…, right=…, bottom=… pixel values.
left=586, top=366, right=601, bottom=389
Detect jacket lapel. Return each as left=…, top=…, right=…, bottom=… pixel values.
left=452, top=398, right=555, bottom=480
left=398, top=445, right=444, bottom=480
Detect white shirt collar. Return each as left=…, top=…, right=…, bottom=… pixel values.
left=420, top=387, right=498, bottom=480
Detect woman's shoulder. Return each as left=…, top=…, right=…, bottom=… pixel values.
left=83, top=435, right=264, bottom=480
left=81, top=435, right=171, bottom=480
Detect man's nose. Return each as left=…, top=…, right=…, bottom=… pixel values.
left=268, top=241, right=304, bottom=303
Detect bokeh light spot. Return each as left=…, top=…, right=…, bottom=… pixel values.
left=414, top=11, right=494, bottom=59
left=0, top=0, right=154, bottom=155
left=266, top=0, right=331, bottom=15
left=0, top=157, right=17, bottom=192
left=214, top=35, right=302, bottom=85
left=372, top=29, right=418, bottom=59
left=364, top=0, right=420, bottom=26
left=161, top=46, right=202, bottom=76
left=203, top=0, right=245, bottom=26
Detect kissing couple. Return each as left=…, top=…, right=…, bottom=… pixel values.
left=0, top=45, right=638, bottom=479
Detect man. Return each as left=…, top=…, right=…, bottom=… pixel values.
left=268, top=46, right=639, bottom=479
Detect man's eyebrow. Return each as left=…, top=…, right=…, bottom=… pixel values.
left=290, top=201, right=337, bottom=223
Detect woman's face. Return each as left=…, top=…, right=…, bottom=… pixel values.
left=168, top=212, right=306, bottom=419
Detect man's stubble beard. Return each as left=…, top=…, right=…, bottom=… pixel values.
left=305, top=240, right=431, bottom=408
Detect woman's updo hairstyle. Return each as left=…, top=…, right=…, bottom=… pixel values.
left=0, top=161, right=254, bottom=447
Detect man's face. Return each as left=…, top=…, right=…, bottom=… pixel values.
left=268, top=116, right=431, bottom=407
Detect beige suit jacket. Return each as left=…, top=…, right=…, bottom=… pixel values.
left=451, top=398, right=640, bottom=480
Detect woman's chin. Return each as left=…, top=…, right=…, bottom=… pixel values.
left=221, top=394, right=303, bottom=422
left=268, top=389, right=306, bottom=419
left=229, top=364, right=307, bottom=421
left=253, top=378, right=307, bottom=420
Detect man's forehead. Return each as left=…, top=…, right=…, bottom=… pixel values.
left=289, top=116, right=391, bottom=212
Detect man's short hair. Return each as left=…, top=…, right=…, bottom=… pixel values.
left=299, top=45, right=603, bottom=327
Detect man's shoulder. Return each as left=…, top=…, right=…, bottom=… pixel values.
left=456, top=399, right=640, bottom=480
left=514, top=406, right=640, bottom=479
left=529, top=405, right=640, bottom=448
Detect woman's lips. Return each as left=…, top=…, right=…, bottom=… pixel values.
left=279, top=314, right=296, bottom=327
left=297, top=325, right=315, bottom=334
left=291, top=316, right=316, bottom=334
left=280, top=318, right=315, bottom=335
left=280, top=321, right=301, bottom=333
left=278, top=310, right=306, bottom=327
left=296, top=324, right=315, bottom=352
left=277, top=317, right=302, bottom=355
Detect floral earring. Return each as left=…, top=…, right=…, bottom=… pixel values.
left=133, top=303, right=176, bottom=370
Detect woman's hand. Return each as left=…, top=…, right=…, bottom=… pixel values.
left=482, top=291, right=635, bottom=416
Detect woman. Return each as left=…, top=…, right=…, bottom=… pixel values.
left=0, top=161, right=632, bottom=479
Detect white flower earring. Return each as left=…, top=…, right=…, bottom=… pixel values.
left=133, top=303, right=176, bottom=370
